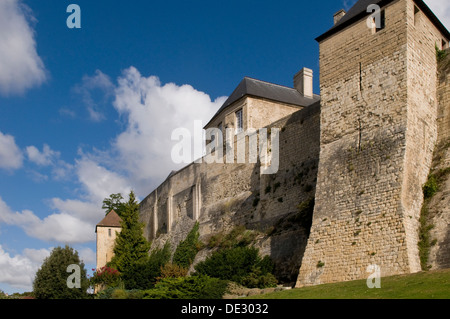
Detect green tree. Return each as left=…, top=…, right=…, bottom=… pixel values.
left=33, top=245, right=89, bottom=299
left=108, top=191, right=150, bottom=273
left=173, top=222, right=201, bottom=268
left=102, top=193, right=125, bottom=217
left=121, top=242, right=171, bottom=290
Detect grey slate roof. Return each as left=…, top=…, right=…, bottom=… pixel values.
left=206, top=77, right=320, bottom=127
left=316, top=0, right=450, bottom=42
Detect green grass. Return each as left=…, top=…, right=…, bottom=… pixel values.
left=245, top=268, right=450, bottom=299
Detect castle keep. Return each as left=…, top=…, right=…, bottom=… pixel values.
left=137, top=0, right=450, bottom=286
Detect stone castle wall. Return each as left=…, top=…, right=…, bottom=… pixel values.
left=401, top=0, right=445, bottom=273
left=296, top=0, right=448, bottom=286
left=436, top=49, right=450, bottom=165
left=139, top=98, right=320, bottom=282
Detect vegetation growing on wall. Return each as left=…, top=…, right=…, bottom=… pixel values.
left=419, top=167, right=450, bottom=270
left=207, top=225, right=260, bottom=249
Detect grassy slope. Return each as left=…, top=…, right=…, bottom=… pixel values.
left=246, top=268, right=450, bottom=299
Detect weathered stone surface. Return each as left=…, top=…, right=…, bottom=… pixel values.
left=428, top=49, right=450, bottom=270
left=135, top=0, right=450, bottom=288
left=139, top=97, right=320, bottom=281
left=296, top=0, right=449, bottom=287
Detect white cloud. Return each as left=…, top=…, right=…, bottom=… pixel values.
left=0, top=196, right=95, bottom=243
left=19, top=67, right=226, bottom=245
left=50, top=197, right=104, bottom=225
left=50, top=160, right=74, bottom=181
left=0, top=131, right=23, bottom=171
left=59, top=107, right=77, bottom=119
left=26, top=144, right=59, bottom=166
left=78, top=247, right=96, bottom=265
left=26, top=144, right=74, bottom=181
left=22, top=247, right=51, bottom=265
left=425, top=0, right=450, bottom=29
left=0, top=141, right=129, bottom=244
left=48, top=67, right=226, bottom=217
left=75, top=157, right=132, bottom=203
left=0, top=0, right=46, bottom=96
left=73, top=70, right=115, bottom=121
left=112, top=66, right=226, bottom=192
left=0, top=245, right=50, bottom=291
left=0, top=156, right=131, bottom=244
left=26, top=213, right=95, bottom=243
left=27, top=170, right=49, bottom=183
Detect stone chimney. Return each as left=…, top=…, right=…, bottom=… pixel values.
left=294, top=68, right=313, bottom=99
left=333, top=9, right=346, bottom=25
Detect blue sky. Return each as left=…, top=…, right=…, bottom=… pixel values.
left=0, top=0, right=449, bottom=294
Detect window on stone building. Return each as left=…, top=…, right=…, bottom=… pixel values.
left=236, top=109, right=243, bottom=133
left=108, top=228, right=111, bottom=237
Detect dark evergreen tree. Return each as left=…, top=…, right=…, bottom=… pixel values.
left=173, top=222, right=200, bottom=268
left=108, top=191, right=150, bottom=273
left=121, top=242, right=171, bottom=290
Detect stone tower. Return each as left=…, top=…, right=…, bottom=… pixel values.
left=296, top=0, right=450, bottom=286
left=95, top=209, right=122, bottom=270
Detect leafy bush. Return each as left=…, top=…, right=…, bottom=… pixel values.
left=95, top=286, right=116, bottom=299
left=127, top=289, right=145, bottom=299
left=194, top=246, right=276, bottom=288
left=173, top=222, right=201, bottom=268
left=95, top=287, right=144, bottom=299
left=121, top=243, right=171, bottom=290
left=241, top=268, right=278, bottom=289
left=90, top=266, right=121, bottom=288
left=157, top=263, right=189, bottom=280
left=143, top=275, right=228, bottom=299
left=111, top=288, right=129, bottom=299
